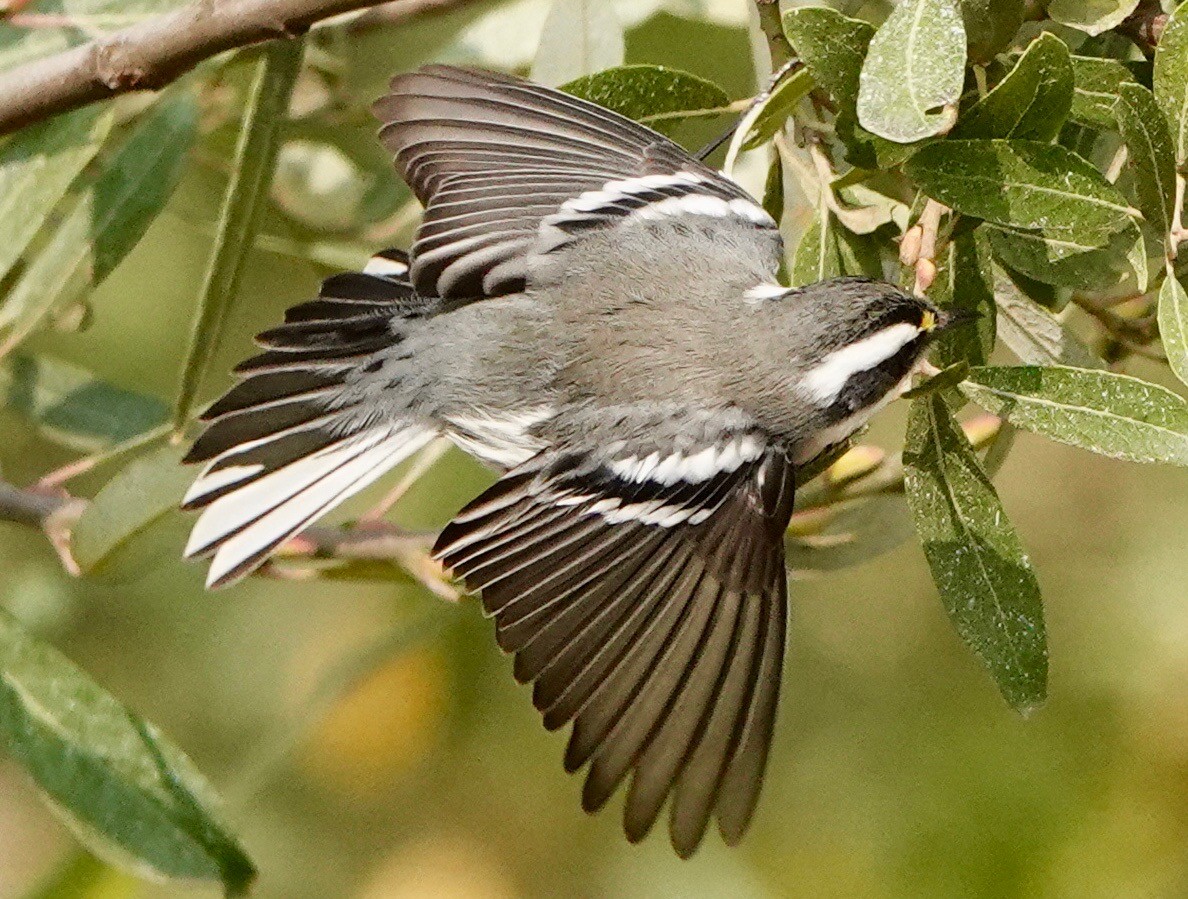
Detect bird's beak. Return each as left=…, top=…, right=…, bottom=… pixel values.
left=935, top=307, right=981, bottom=331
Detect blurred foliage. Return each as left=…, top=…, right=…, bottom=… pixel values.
left=0, top=0, right=1187, bottom=896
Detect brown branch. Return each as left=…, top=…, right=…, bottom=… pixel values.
left=0, top=0, right=478, bottom=137
left=753, top=0, right=793, bottom=70
left=1118, top=0, right=1167, bottom=55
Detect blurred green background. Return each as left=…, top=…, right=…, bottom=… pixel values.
left=3, top=1, right=1188, bottom=897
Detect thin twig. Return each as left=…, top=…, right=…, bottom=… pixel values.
left=0, top=0, right=480, bottom=136
left=753, top=0, right=794, bottom=70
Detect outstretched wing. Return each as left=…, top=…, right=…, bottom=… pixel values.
left=373, top=65, right=779, bottom=301
left=434, top=438, right=795, bottom=856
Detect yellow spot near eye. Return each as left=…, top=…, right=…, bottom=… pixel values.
left=920, top=310, right=937, bottom=332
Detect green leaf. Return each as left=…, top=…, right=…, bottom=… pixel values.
left=902, top=360, right=971, bottom=398
left=0, top=354, right=168, bottom=451
left=71, top=442, right=193, bottom=574
left=856, top=0, right=967, bottom=143
left=1070, top=55, right=1138, bottom=129
left=950, top=33, right=1072, bottom=141
left=0, top=609, right=255, bottom=892
left=561, top=65, right=730, bottom=135
left=1154, top=1, right=1188, bottom=166
left=791, top=211, right=840, bottom=286
left=987, top=222, right=1135, bottom=290
left=992, top=263, right=1104, bottom=367
left=1047, top=0, right=1139, bottom=37
left=928, top=228, right=996, bottom=367
left=727, top=66, right=814, bottom=158
left=960, top=365, right=1188, bottom=464
left=782, top=7, right=918, bottom=167
left=903, top=393, right=1047, bottom=712
left=172, top=40, right=303, bottom=429
left=782, top=7, right=873, bottom=107
left=1115, top=83, right=1177, bottom=239
left=1159, top=273, right=1188, bottom=388
left=530, top=0, right=624, bottom=87
left=959, top=0, right=1026, bottom=63
left=0, top=106, right=111, bottom=286
left=790, top=210, right=882, bottom=287
left=0, top=96, right=198, bottom=356
left=904, top=139, right=1136, bottom=246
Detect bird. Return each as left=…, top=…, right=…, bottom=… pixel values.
left=182, top=65, right=967, bottom=857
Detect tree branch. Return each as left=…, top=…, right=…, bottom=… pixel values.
left=753, top=0, right=793, bottom=70
left=0, top=0, right=478, bottom=137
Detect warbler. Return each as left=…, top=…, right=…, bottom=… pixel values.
left=183, top=65, right=965, bottom=856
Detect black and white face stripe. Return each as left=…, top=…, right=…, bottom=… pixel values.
left=799, top=321, right=924, bottom=405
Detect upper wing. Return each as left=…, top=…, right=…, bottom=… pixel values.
left=373, top=65, right=779, bottom=301
left=433, top=438, right=795, bottom=856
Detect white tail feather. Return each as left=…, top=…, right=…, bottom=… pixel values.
left=186, top=424, right=436, bottom=587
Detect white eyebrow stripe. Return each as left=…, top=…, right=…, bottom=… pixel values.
left=800, top=322, right=922, bottom=405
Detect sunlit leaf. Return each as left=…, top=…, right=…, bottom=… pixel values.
left=726, top=65, right=814, bottom=161
left=791, top=210, right=882, bottom=287
left=1159, top=273, right=1188, bottom=389
left=1047, top=0, right=1139, bottom=36
left=0, top=106, right=111, bottom=287
left=1154, top=1, right=1188, bottom=165
left=72, top=442, right=192, bottom=575
left=1069, top=55, right=1137, bottom=128
left=173, top=40, right=303, bottom=428
left=1115, top=83, right=1176, bottom=238
left=903, top=393, right=1047, bottom=712
left=531, top=0, right=624, bottom=87
left=961, top=365, right=1188, bottom=465
left=0, top=354, right=168, bottom=451
left=783, top=7, right=872, bottom=106
left=905, top=139, right=1136, bottom=246
left=950, top=33, right=1072, bottom=141
left=561, top=64, right=730, bottom=135
left=856, top=0, right=966, bottom=143
left=992, top=264, right=1103, bottom=367
left=0, top=609, right=254, bottom=893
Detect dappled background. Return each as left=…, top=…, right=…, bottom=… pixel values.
left=3, top=1, right=1188, bottom=897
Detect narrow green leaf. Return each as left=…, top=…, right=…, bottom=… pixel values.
left=172, top=40, right=303, bottom=429
left=929, top=227, right=996, bottom=367
left=1115, top=83, right=1176, bottom=238
left=1159, top=273, right=1188, bottom=388
left=1047, top=0, right=1139, bottom=36
left=905, top=139, right=1136, bottom=246
left=791, top=211, right=840, bottom=287
left=1070, top=55, right=1138, bottom=128
left=902, top=360, right=970, bottom=398
left=903, top=393, right=1047, bottom=712
left=530, top=0, right=624, bottom=87
left=992, top=263, right=1104, bottom=367
left=961, top=365, right=1188, bottom=464
left=0, top=354, right=168, bottom=451
left=987, top=223, right=1135, bottom=290
left=71, top=442, right=193, bottom=574
left=0, top=106, right=111, bottom=286
left=782, top=7, right=873, bottom=106
left=0, top=97, right=198, bottom=356
left=561, top=65, right=730, bottom=135
left=728, top=66, right=814, bottom=158
left=1154, top=1, right=1188, bottom=166
left=856, top=0, right=967, bottom=143
left=950, top=33, right=1072, bottom=141
left=959, top=0, right=1026, bottom=63
left=0, top=609, right=255, bottom=892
